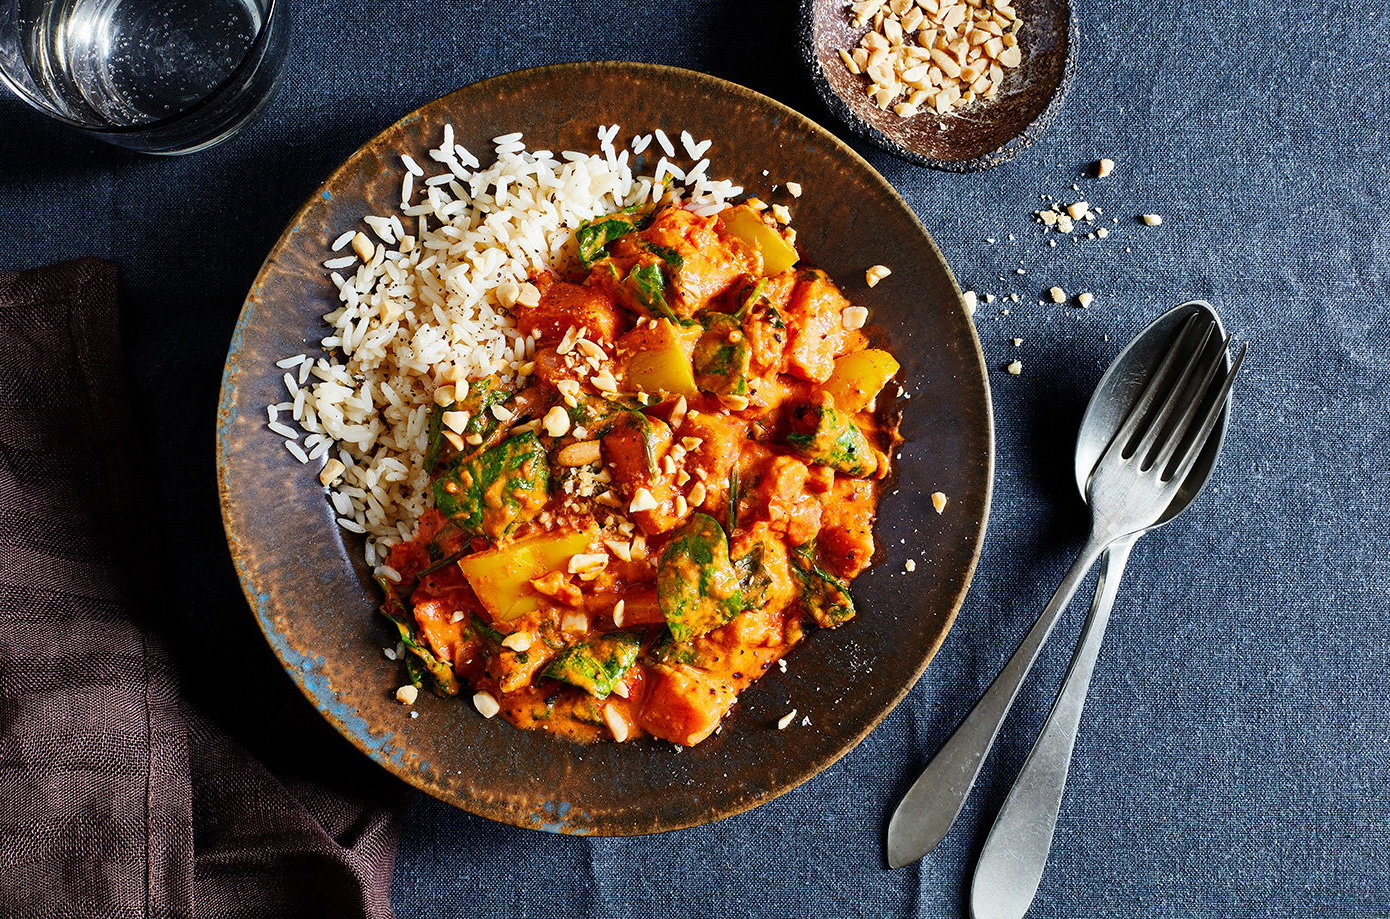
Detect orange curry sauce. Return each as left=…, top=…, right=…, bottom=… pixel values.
left=383, top=202, right=901, bottom=746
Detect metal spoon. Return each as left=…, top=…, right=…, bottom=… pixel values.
left=887, top=302, right=1241, bottom=869
left=968, top=301, right=1235, bottom=917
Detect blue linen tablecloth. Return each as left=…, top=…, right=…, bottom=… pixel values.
left=2, top=0, right=1386, bottom=915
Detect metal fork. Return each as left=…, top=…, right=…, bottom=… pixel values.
left=887, top=313, right=1246, bottom=869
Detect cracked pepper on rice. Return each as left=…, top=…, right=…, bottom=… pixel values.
left=269, top=126, right=903, bottom=745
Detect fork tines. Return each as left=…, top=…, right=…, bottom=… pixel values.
left=1110, top=311, right=1245, bottom=483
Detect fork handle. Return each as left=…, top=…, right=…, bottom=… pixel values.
left=969, top=536, right=1137, bottom=919
left=886, top=532, right=1112, bottom=868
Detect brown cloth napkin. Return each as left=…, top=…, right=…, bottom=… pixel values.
left=0, top=259, right=401, bottom=919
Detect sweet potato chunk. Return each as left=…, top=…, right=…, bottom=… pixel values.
left=751, top=454, right=824, bottom=546
left=608, top=208, right=751, bottom=317
left=678, top=410, right=744, bottom=515
left=638, top=664, right=738, bottom=746
left=515, top=281, right=623, bottom=344
left=613, top=587, right=666, bottom=626
left=818, top=477, right=877, bottom=578
left=413, top=595, right=470, bottom=663
left=786, top=270, right=854, bottom=383
left=601, top=412, right=687, bottom=534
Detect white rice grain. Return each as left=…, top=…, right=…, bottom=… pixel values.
left=655, top=128, right=675, bottom=157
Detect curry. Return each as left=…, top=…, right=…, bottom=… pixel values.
left=380, top=201, right=901, bottom=746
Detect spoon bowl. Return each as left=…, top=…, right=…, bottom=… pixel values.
left=1075, top=301, right=1232, bottom=520
left=800, top=0, right=1077, bottom=171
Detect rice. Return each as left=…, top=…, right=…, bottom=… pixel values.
left=268, top=124, right=744, bottom=568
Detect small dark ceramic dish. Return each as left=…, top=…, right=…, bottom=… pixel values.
left=801, top=0, right=1077, bottom=172
left=217, top=62, right=993, bottom=835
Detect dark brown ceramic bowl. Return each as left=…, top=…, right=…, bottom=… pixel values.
left=801, top=0, right=1077, bottom=171
left=217, top=62, right=992, bottom=835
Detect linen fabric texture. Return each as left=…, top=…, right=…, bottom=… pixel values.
left=0, top=259, right=400, bottom=919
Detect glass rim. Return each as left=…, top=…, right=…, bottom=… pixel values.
left=0, top=0, right=283, bottom=135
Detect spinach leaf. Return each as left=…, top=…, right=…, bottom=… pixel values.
left=626, top=263, right=677, bottom=322
left=726, top=463, right=740, bottom=533
left=416, top=550, right=466, bottom=580
left=734, top=278, right=768, bottom=321
left=433, top=432, right=549, bottom=540
left=458, top=379, right=511, bottom=442
left=657, top=513, right=745, bottom=642
left=693, top=312, right=751, bottom=397
left=576, top=213, right=643, bottom=266
left=426, top=379, right=516, bottom=472
left=424, top=402, right=447, bottom=470
left=403, top=653, right=429, bottom=690
left=785, top=397, right=878, bottom=477
left=642, top=242, right=685, bottom=270
left=790, top=545, right=856, bottom=629
left=470, top=612, right=504, bottom=647
left=543, top=632, right=642, bottom=699
left=732, top=540, right=772, bottom=611
left=377, top=576, right=461, bottom=696
left=567, top=391, right=640, bottom=435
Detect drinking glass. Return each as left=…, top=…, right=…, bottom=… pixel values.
left=0, top=0, right=287, bottom=154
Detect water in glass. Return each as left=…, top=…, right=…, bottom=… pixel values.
left=1, top=0, right=286, bottom=153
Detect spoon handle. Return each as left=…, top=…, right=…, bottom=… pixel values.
left=969, top=536, right=1137, bottom=919
left=886, top=532, right=1111, bottom=868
